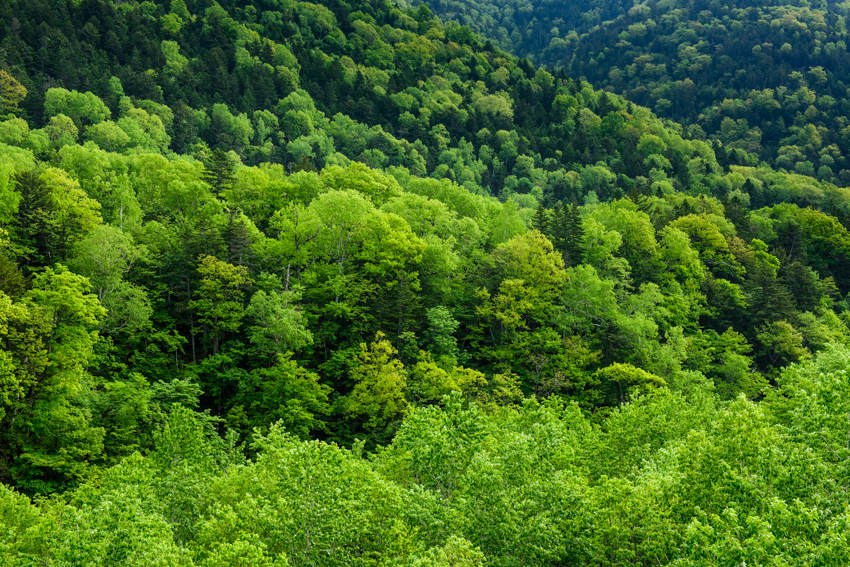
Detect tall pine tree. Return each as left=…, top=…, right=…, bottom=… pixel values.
left=531, top=204, right=551, bottom=237
left=564, top=203, right=585, bottom=267
left=201, top=149, right=236, bottom=197
left=551, top=202, right=566, bottom=251
left=12, top=171, right=58, bottom=269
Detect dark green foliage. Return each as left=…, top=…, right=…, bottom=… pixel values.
left=11, top=171, right=57, bottom=268
left=201, top=149, right=236, bottom=197
left=563, top=202, right=584, bottom=267
left=420, top=0, right=850, bottom=182
left=531, top=203, right=550, bottom=235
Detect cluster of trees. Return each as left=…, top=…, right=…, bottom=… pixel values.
left=5, top=0, right=850, bottom=210
left=0, top=102, right=850, bottom=528
left=5, top=346, right=850, bottom=565
left=398, top=0, right=630, bottom=60
left=414, top=0, right=850, bottom=185
left=2, top=0, right=850, bottom=562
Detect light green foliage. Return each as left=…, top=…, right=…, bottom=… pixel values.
left=151, top=404, right=236, bottom=544
left=246, top=284, right=312, bottom=355
left=44, top=88, right=111, bottom=127
left=190, top=255, right=254, bottom=354
left=658, top=225, right=704, bottom=288
left=45, top=113, right=78, bottom=146
left=42, top=166, right=103, bottom=256
left=69, top=225, right=151, bottom=333
left=310, top=189, right=374, bottom=267
left=769, top=343, right=850, bottom=482
left=321, top=162, right=403, bottom=205
left=39, top=455, right=186, bottom=566
left=344, top=332, right=408, bottom=430
left=669, top=214, right=744, bottom=279
left=209, top=103, right=253, bottom=152
left=404, top=536, right=487, bottom=567
left=405, top=352, right=485, bottom=404
left=196, top=426, right=411, bottom=567
left=162, top=40, right=189, bottom=74
left=593, top=363, right=667, bottom=405
left=0, top=118, right=29, bottom=146
left=85, top=120, right=132, bottom=152
left=0, top=265, right=106, bottom=492
left=0, top=71, right=27, bottom=117
left=425, top=306, right=460, bottom=363
left=589, top=201, right=657, bottom=281
left=580, top=217, right=629, bottom=281
left=118, top=105, right=172, bottom=153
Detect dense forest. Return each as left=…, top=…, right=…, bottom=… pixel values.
left=3, top=0, right=850, bottom=564
left=413, top=0, right=850, bottom=184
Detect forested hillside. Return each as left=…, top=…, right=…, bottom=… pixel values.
left=6, top=0, right=850, bottom=205
left=3, top=0, right=850, bottom=564
left=413, top=0, right=850, bottom=184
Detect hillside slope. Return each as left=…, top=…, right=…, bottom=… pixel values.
left=1, top=1, right=850, bottom=564
left=3, top=0, right=850, bottom=209
left=412, top=0, right=850, bottom=183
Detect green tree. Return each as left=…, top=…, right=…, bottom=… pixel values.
left=0, top=265, right=106, bottom=492
left=237, top=353, right=331, bottom=438
left=69, top=225, right=150, bottom=334
left=0, top=71, right=27, bottom=116
left=343, top=332, right=408, bottom=434
left=190, top=255, right=254, bottom=355
left=11, top=170, right=58, bottom=268
left=530, top=203, right=551, bottom=237
left=563, top=202, right=585, bottom=266
left=201, top=149, right=237, bottom=197
left=245, top=286, right=313, bottom=357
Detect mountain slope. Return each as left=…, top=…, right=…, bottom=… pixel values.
left=2, top=0, right=850, bottom=495
left=2, top=0, right=850, bottom=210
left=413, top=0, right=850, bottom=183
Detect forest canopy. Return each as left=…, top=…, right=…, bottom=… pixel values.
left=2, top=0, right=850, bottom=564
left=411, top=0, right=850, bottom=186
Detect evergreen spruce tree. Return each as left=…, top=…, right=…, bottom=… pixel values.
left=531, top=203, right=551, bottom=238
left=201, top=149, right=237, bottom=197
left=224, top=212, right=255, bottom=267
left=291, top=154, right=317, bottom=173
left=629, top=185, right=651, bottom=213
left=564, top=203, right=585, bottom=267
left=743, top=178, right=765, bottom=209
left=551, top=202, right=566, bottom=252
left=12, top=171, right=58, bottom=268
left=675, top=198, right=694, bottom=219
left=826, top=200, right=850, bottom=231
left=748, top=270, right=798, bottom=330
left=723, top=193, right=750, bottom=239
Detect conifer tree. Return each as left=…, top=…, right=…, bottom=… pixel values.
left=629, top=185, right=651, bottom=213
left=12, top=171, right=58, bottom=268
left=564, top=203, right=585, bottom=267
left=723, top=194, right=750, bottom=238
left=531, top=203, right=551, bottom=238
left=291, top=154, right=317, bottom=173
left=201, top=149, right=236, bottom=197
left=550, top=202, right=566, bottom=252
